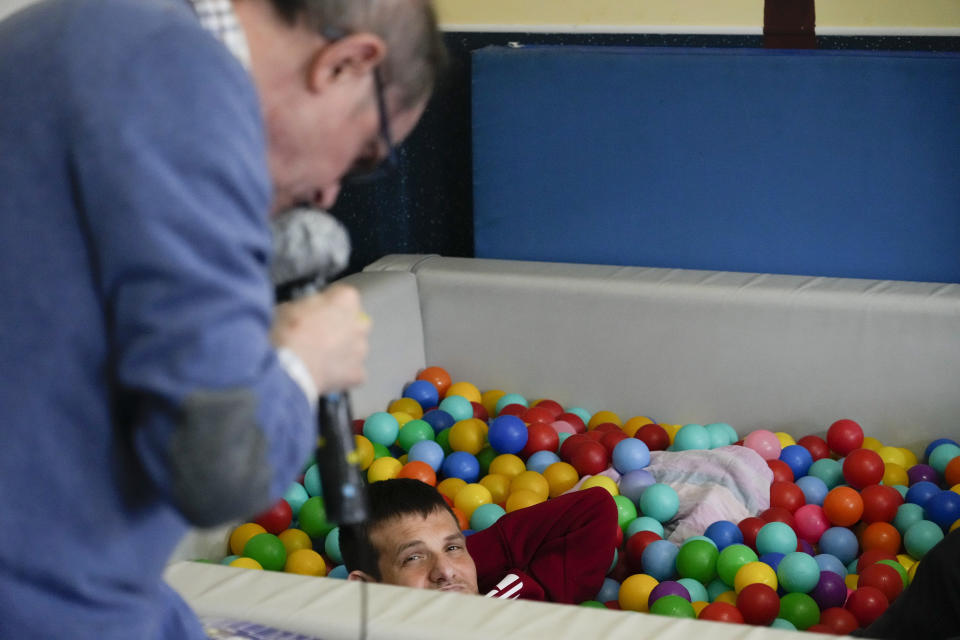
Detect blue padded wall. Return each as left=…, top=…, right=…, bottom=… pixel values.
left=472, top=47, right=960, bottom=282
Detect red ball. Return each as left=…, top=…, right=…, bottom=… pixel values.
left=568, top=440, right=611, bottom=476
left=600, top=429, right=630, bottom=454
left=593, top=422, right=622, bottom=434
left=635, top=423, right=670, bottom=451
left=846, top=586, right=889, bottom=627
left=531, top=399, right=564, bottom=419
left=471, top=402, right=488, bottom=421
left=585, top=430, right=606, bottom=442
left=860, top=484, right=903, bottom=524
left=625, top=530, right=663, bottom=572
left=767, top=459, right=795, bottom=483
left=770, top=480, right=807, bottom=513
left=797, top=435, right=831, bottom=462
left=856, top=549, right=898, bottom=574
left=827, top=419, right=864, bottom=456
left=519, top=422, right=560, bottom=459
left=521, top=406, right=554, bottom=425
left=819, top=607, right=860, bottom=635
left=352, top=418, right=365, bottom=436
left=760, top=506, right=796, bottom=531
left=738, top=516, right=766, bottom=550
left=858, top=561, right=904, bottom=603
left=737, top=583, right=781, bottom=626
left=556, top=412, right=586, bottom=433
left=807, top=624, right=832, bottom=633
left=860, top=522, right=901, bottom=556
left=559, top=433, right=592, bottom=461
left=699, top=601, right=745, bottom=624
left=843, top=449, right=886, bottom=490
left=253, top=498, right=293, bottom=535
left=498, top=403, right=527, bottom=418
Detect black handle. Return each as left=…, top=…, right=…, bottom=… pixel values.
left=316, top=393, right=369, bottom=526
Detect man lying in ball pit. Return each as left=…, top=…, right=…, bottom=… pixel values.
left=340, top=478, right=619, bottom=602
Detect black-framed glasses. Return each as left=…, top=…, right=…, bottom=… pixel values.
left=342, top=67, right=399, bottom=185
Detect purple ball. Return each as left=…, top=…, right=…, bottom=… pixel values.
left=810, top=571, right=847, bottom=610
left=797, top=539, right=816, bottom=556
left=619, top=469, right=656, bottom=504
left=648, top=580, right=691, bottom=605
left=908, top=464, right=939, bottom=486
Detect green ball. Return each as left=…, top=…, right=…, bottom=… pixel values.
left=242, top=533, right=286, bottom=571
left=397, top=419, right=435, bottom=452
left=435, top=428, right=453, bottom=455
left=324, top=526, right=342, bottom=564
left=649, top=594, right=696, bottom=618
left=614, top=495, right=638, bottom=530
left=716, top=544, right=758, bottom=587
left=778, top=592, right=819, bottom=630
left=476, top=446, right=497, bottom=476
left=676, top=539, right=719, bottom=584
left=298, top=496, right=335, bottom=538
left=580, top=600, right=606, bottom=608
left=877, top=559, right=909, bottom=588
left=904, top=520, right=944, bottom=558
left=372, top=442, right=391, bottom=460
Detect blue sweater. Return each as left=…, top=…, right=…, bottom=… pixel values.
left=0, top=0, right=314, bottom=636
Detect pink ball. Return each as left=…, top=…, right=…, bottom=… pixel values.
left=743, top=429, right=782, bottom=460
left=551, top=420, right=577, bottom=435
left=794, top=504, right=830, bottom=544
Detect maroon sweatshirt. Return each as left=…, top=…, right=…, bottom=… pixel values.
left=466, top=486, right=619, bottom=604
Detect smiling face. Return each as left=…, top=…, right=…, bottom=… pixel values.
left=361, top=507, right=479, bottom=594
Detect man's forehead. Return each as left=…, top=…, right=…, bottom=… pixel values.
left=369, top=508, right=462, bottom=551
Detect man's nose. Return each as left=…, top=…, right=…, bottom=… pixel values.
left=429, top=555, right=457, bottom=583
left=316, top=183, right=341, bottom=209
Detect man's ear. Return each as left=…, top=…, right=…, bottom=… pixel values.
left=308, top=33, right=387, bottom=94
left=347, top=569, right=378, bottom=583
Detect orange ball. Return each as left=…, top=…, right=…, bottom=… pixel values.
left=823, top=486, right=865, bottom=527
left=451, top=506, right=470, bottom=529
left=861, top=522, right=901, bottom=556
left=945, top=456, right=960, bottom=488
left=397, top=460, right=437, bottom=486
left=417, top=366, right=452, bottom=397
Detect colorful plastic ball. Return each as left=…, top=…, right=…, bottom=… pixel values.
left=511, top=470, right=550, bottom=501
left=906, top=463, right=937, bottom=486
left=362, top=412, right=400, bottom=447
left=699, top=601, right=745, bottom=624
left=627, top=517, right=665, bottom=539
left=303, top=464, right=322, bottom=498
left=779, top=592, right=820, bottom=630
left=673, top=424, right=710, bottom=451
left=861, top=484, right=903, bottom=523
left=946, top=456, right=960, bottom=487
left=649, top=594, right=696, bottom=618
left=676, top=539, right=719, bottom=584
left=703, top=423, right=731, bottom=449
left=649, top=580, right=692, bottom=605
left=626, top=530, right=663, bottom=571
left=827, top=419, right=864, bottom=456
left=403, top=379, right=439, bottom=409
left=568, top=440, right=611, bottom=477
left=277, top=528, right=312, bottom=556
left=441, top=451, right=480, bottom=483
left=523, top=450, right=558, bottom=474
left=717, top=544, right=759, bottom=587
left=858, top=561, right=903, bottom=603
left=705, top=520, right=745, bottom=551
left=436, top=477, right=466, bottom=502
left=416, top=366, right=451, bottom=396
left=770, top=481, right=806, bottom=514
left=612, top=494, right=638, bottom=529
left=928, top=443, right=960, bottom=475
left=794, top=505, right=830, bottom=544
left=243, top=533, right=287, bottom=572
left=906, top=480, right=942, bottom=508
left=760, top=506, right=796, bottom=530
left=284, top=548, right=326, bottom=576
left=407, top=440, right=445, bottom=472
left=446, top=418, right=484, bottom=455
left=483, top=414, right=525, bottom=455
left=367, top=456, right=403, bottom=483
left=229, top=557, right=263, bottom=570
left=488, top=453, right=526, bottom=479
left=396, top=460, right=437, bottom=486
left=779, top=445, right=814, bottom=479
left=618, top=573, right=660, bottom=612
left=676, top=577, right=708, bottom=604
left=505, top=489, right=544, bottom=513
left=861, top=521, right=901, bottom=555
left=893, top=502, right=925, bottom=535
left=612, top=438, right=651, bottom=474
left=737, top=517, right=765, bottom=550
left=421, top=409, right=455, bottom=435
left=755, top=521, right=797, bottom=556
left=771, top=618, right=798, bottom=631
left=519, top=422, right=560, bottom=459
left=843, top=448, right=886, bottom=490
left=767, top=459, right=795, bottom=484
left=619, top=469, right=656, bottom=504
left=776, top=552, right=821, bottom=593
left=925, top=437, right=958, bottom=460
left=453, top=483, right=492, bottom=521
left=795, top=476, right=829, bottom=507
left=808, top=458, right=844, bottom=489
left=298, top=496, right=336, bottom=538
left=438, top=395, right=474, bottom=423
left=904, top=519, right=945, bottom=558
left=734, top=561, right=778, bottom=594
left=327, top=564, right=348, bottom=580
left=638, top=483, right=679, bottom=524
left=814, top=553, right=848, bottom=577
left=823, top=486, right=865, bottom=527
left=877, top=559, right=909, bottom=589
left=283, top=482, right=309, bottom=518
left=252, top=499, right=293, bottom=536
left=635, top=424, right=670, bottom=451
left=536, top=461, right=576, bottom=498
left=396, top=419, right=435, bottom=454
left=881, top=462, right=909, bottom=488
left=736, top=583, right=781, bottom=626
left=319, top=527, right=341, bottom=564
left=924, top=489, right=960, bottom=530
left=820, top=606, right=860, bottom=635
left=743, top=430, right=783, bottom=461
left=229, top=523, right=267, bottom=556
left=642, top=539, right=680, bottom=581
left=846, top=586, right=889, bottom=627
left=796, top=435, right=830, bottom=462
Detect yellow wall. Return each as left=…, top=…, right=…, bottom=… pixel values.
left=434, top=0, right=960, bottom=34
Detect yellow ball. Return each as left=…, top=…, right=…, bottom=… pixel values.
left=691, top=601, right=709, bottom=617
left=775, top=432, right=797, bottom=448
left=661, top=424, right=681, bottom=445
left=398, top=454, right=408, bottom=465
left=353, top=435, right=375, bottom=470
left=449, top=418, right=488, bottom=455
left=437, top=477, right=467, bottom=501
left=734, top=561, right=778, bottom=594
left=446, top=381, right=482, bottom=404
left=714, top=590, right=737, bottom=605
left=951, top=483, right=960, bottom=496
left=588, top=410, right=622, bottom=430
left=388, top=397, right=423, bottom=420
left=898, top=448, right=918, bottom=468
left=229, top=523, right=266, bottom=556
left=896, top=554, right=917, bottom=571
left=505, top=489, right=544, bottom=513
left=510, top=470, right=550, bottom=500
left=367, top=456, right=402, bottom=483
left=481, top=390, right=507, bottom=417
left=543, top=461, right=580, bottom=498
left=845, top=574, right=859, bottom=590
left=878, top=446, right=908, bottom=468
left=882, top=462, right=909, bottom=487
left=951, top=518, right=960, bottom=533
left=285, top=548, right=327, bottom=577
left=622, top=416, right=654, bottom=437
left=454, top=483, right=493, bottom=520
left=489, top=454, right=526, bottom=478
left=908, top=561, right=920, bottom=581
left=479, top=473, right=512, bottom=505
left=618, top=573, right=659, bottom=612
left=390, top=411, right=414, bottom=427
left=861, top=436, right=883, bottom=452
left=277, top=528, right=313, bottom=555
left=229, top=557, right=263, bottom=570
left=581, top=475, right=619, bottom=497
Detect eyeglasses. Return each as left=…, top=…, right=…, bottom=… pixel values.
left=342, top=67, right=399, bottom=185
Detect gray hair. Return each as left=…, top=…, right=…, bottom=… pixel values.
left=267, top=0, right=447, bottom=111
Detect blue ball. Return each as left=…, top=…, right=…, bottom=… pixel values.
left=639, top=483, right=680, bottom=523
left=808, top=458, right=844, bottom=489
left=526, top=450, right=561, bottom=473
left=756, top=521, right=798, bottom=556
left=438, top=395, right=474, bottom=422
left=441, top=451, right=480, bottom=483
left=704, top=520, right=744, bottom=551
left=818, top=527, right=859, bottom=565
left=893, top=503, right=926, bottom=534
left=283, top=482, right=309, bottom=517
left=488, top=414, right=528, bottom=454
left=796, top=476, right=829, bottom=506
left=925, top=438, right=960, bottom=461
left=402, top=379, right=440, bottom=409
left=777, top=552, right=821, bottom=593
left=906, top=480, right=941, bottom=508
left=595, top=577, right=621, bottom=603
left=421, top=409, right=456, bottom=434
left=626, top=516, right=665, bottom=538
left=618, top=469, right=656, bottom=505
left=612, top=438, right=651, bottom=473
left=327, top=564, right=348, bottom=579
left=408, top=440, right=445, bottom=472
left=779, top=444, right=814, bottom=479
left=814, top=553, right=848, bottom=577
left=642, top=539, right=679, bottom=581
left=924, top=490, right=960, bottom=530
left=759, top=552, right=786, bottom=572
left=673, top=424, right=711, bottom=451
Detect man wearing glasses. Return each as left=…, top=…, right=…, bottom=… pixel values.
left=0, top=0, right=444, bottom=638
